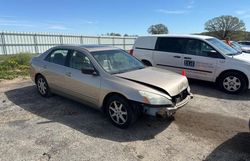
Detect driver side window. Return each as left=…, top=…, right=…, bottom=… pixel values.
left=69, top=51, right=93, bottom=70
left=185, top=39, right=218, bottom=58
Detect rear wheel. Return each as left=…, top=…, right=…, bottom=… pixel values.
left=36, top=75, right=51, bottom=97
left=142, top=60, right=152, bottom=66
left=218, top=72, right=247, bottom=94
left=106, top=95, right=137, bottom=129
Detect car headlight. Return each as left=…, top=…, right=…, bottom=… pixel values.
left=139, top=91, right=172, bottom=105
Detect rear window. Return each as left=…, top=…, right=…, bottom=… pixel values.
left=156, top=37, right=187, bottom=53
left=134, top=37, right=157, bottom=50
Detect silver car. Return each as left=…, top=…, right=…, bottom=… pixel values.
left=30, top=45, right=192, bottom=128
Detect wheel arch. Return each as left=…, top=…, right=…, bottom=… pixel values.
left=35, top=73, right=44, bottom=84
left=141, top=59, right=152, bottom=66
left=101, top=92, right=129, bottom=112
left=216, top=69, right=249, bottom=87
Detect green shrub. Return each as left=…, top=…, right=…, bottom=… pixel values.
left=0, top=52, right=34, bottom=79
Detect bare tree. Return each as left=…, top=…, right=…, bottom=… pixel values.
left=204, top=15, right=246, bottom=39
left=148, top=24, right=168, bottom=35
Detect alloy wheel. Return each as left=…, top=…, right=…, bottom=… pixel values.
left=108, top=101, right=128, bottom=125
left=223, top=76, right=241, bottom=92
left=37, top=77, right=47, bottom=95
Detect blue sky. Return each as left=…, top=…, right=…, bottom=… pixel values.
left=0, top=0, right=250, bottom=35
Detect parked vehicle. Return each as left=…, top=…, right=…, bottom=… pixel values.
left=30, top=45, right=192, bottom=128
left=238, top=41, right=250, bottom=46
left=230, top=41, right=242, bottom=52
left=223, top=40, right=250, bottom=53
left=132, top=35, right=250, bottom=94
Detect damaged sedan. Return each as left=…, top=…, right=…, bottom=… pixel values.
left=30, top=45, right=192, bottom=128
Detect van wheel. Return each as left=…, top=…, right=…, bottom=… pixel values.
left=142, top=60, right=152, bottom=66
left=36, top=75, right=51, bottom=97
left=218, top=72, right=247, bottom=94
left=106, top=95, right=137, bottom=129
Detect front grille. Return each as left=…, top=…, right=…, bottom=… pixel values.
left=172, top=89, right=188, bottom=104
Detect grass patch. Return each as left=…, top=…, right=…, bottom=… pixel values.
left=0, top=53, right=35, bottom=80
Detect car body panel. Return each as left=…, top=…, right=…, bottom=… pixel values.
left=30, top=45, right=191, bottom=114
left=115, top=67, right=188, bottom=96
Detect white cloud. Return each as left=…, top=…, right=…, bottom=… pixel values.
left=187, top=0, right=195, bottom=9
left=235, top=10, right=248, bottom=15
left=82, top=20, right=99, bottom=24
left=0, top=18, right=34, bottom=27
left=156, top=0, right=194, bottom=15
left=48, top=25, right=68, bottom=30
left=156, top=9, right=187, bottom=14
left=235, top=10, right=250, bottom=19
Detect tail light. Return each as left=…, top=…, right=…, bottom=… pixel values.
left=129, top=49, right=134, bottom=55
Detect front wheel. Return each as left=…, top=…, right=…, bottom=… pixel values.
left=218, top=72, right=247, bottom=94
left=106, top=95, right=137, bottom=129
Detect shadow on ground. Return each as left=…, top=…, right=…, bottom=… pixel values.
left=189, top=79, right=250, bottom=100
left=5, top=85, right=172, bottom=142
left=204, top=132, right=250, bottom=161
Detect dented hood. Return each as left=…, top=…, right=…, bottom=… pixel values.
left=115, top=67, right=189, bottom=96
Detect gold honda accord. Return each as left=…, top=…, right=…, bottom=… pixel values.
left=30, top=45, right=192, bottom=128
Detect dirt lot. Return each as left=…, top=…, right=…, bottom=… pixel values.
left=0, top=78, right=249, bottom=161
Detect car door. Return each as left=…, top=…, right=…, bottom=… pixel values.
left=153, top=37, right=185, bottom=74
left=43, top=49, right=70, bottom=91
left=182, top=39, right=223, bottom=81
left=64, top=50, right=101, bottom=107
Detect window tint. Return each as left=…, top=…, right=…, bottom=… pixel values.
left=185, top=39, right=214, bottom=57
left=69, top=51, right=93, bottom=70
left=45, top=49, right=68, bottom=66
left=156, top=37, right=187, bottom=53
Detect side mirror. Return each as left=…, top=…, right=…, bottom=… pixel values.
left=81, top=67, right=98, bottom=76
left=207, top=50, right=220, bottom=58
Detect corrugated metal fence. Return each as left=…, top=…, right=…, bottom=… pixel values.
left=0, top=32, right=137, bottom=55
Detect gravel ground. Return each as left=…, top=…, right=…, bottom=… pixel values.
left=0, top=78, right=249, bottom=161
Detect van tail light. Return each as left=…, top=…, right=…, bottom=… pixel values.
left=129, top=49, right=134, bottom=55
left=182, top=69, right=186, bottom=77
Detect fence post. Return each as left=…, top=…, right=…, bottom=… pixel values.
left=1, top=32, right=7, bottom=55
left=112, top=37, right=115, bottom=46
left=98, top=36, right=101, bottom=45
left=80, top=36, right=83, bottom=44
left=60, top=35, right=63, bottom=44
left=33, top=34, right=39, bottom=54
left=123, top=37, right=126, bottom=50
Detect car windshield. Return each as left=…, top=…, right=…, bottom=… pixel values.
left=207, top=38, right=239, bottom=56
left=92, top=49, right=145, bottom=74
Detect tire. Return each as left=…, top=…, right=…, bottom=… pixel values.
left=142, top=60, right=152, bottom=66
left=36, top=75, right=51, bottom=97
left=105, top=95, right=137, bottom=129
left=218, top=72, right=247, bottom=94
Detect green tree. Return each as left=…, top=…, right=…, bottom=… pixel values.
left=107, top=33, right=121, bottom=36
left=147, top=24, right=168, bottom=35
left=204, top=15, right=246, bottom=39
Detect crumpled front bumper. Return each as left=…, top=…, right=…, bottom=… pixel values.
left=143, top=93, right=193, bottom=117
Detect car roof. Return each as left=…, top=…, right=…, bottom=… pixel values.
left=54, top=44, right=120, bottom=52
left=139, top=34, right=214, bottom=40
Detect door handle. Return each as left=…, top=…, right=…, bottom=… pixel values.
left=65, top=72, right=71, bottom=77
left=173, top=56, right=181, bottom=58
left=184, top=57, right=192, bottom=60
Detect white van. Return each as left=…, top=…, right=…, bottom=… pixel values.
left=132, top=35, right=250, bottom=94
